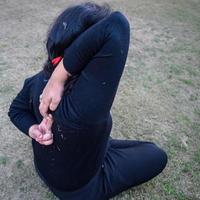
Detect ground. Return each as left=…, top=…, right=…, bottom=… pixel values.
left=0, top=0, right=200, bottom=199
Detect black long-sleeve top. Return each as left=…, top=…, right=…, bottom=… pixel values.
left=8, top=69, right=112, bottom=191
left=8, top=11, right=129, bottom=191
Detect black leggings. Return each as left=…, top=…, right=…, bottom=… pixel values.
left=102, top=139, right=167, bottom=199
left=35, top=12, right=167, bottom=199
left=35, top=139, right=167, bottom=200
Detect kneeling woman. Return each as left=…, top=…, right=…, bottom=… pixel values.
left=8, top=2, right=167, bottom=200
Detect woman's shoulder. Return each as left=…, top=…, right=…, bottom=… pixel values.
left=24, top=70, right=47, bottom=86
left=18, top=70, right=47, bottom=100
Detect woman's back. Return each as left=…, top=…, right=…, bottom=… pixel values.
left=29, top=70, right=112, bottom=190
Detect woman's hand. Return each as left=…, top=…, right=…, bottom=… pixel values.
left=28, top=114, right=54, bottom=145
left=39, top=75, right=65, bottom=117
left=39, top=59, right=71, bottom=117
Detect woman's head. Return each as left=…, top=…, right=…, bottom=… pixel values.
left=44, top=2, right=112, bottom=72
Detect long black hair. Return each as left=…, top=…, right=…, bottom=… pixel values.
left=44, top=2, right=112, bottom=73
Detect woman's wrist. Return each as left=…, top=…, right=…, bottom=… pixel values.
left=51, top=59, right=71, bottom=84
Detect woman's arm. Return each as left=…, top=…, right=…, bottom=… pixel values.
left=39, top=59, right=70, bottom=117
left=8, top=77, right=38, bottom=135
left=62, top=11, right=129, bottom=75
left=8, top=77, right=54, bottom=145
left=39, top=11, right=128, bottom=117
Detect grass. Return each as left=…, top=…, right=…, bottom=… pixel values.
left=16, top=160, right=25, bottom=169
left=0, top=156, right=8, bottom=166
left=161, top=181, right=186, bottom=200
left=177, top=114, right=191, bottom=127
left=194, top=109, right=200, bottom=118
left=0, top=85, right=14, bottom=94
left=178, top=79, right=194, bottom=87
left=189, top=94, right=198, bottom=101
left=193, top=149, right=200, bottom=164
left=169, top=64, right=183, bottom=76
left=186, top=67, right=198, bottom=77
left=45, top=191, right=56, bottom=200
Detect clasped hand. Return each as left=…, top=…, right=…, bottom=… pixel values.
left=29, top=114, right=54, bottom=145
left=28, top=59, right=70, bottom=145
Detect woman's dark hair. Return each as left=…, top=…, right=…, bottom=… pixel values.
left=44, top=2, right=112, bottom=73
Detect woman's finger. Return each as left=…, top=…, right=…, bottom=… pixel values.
left=46, top=114, right=54, bottom=130
left=39, top=99, right=51, bottom=117
left=30, top=127, right=43, bottom=140
left=49, top=97, right=61, bottom=111
left=38, top=118, right=48, bottom=134
left=41, top=132, right=53, bottom=141
left=39, top=94, right=43, bottom=103
left=39, top=139, right=53, bottom=146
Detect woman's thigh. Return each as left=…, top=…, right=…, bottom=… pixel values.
left=102, top=140, right=168, bottom=199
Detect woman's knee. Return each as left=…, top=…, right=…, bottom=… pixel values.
left=146, top=143, right=168, bottom=172
left=108, top=11, right=130, bottom=32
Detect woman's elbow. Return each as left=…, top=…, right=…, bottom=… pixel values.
left=8, top=106, right=15, bottom=123
left=108, top=11, right=130, bottom=33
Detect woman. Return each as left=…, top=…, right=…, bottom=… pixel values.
left=8, top=2, right=167, bottom=200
